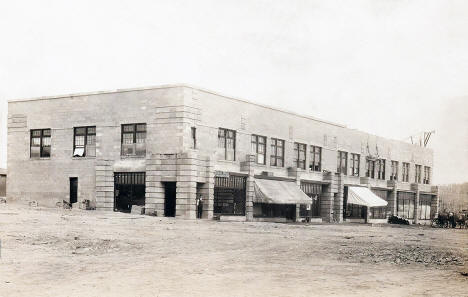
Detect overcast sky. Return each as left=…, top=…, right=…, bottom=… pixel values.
left=0, top=0, right=467, bottom=184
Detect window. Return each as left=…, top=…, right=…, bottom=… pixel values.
left=350, top=153, right=360, bottom=176
left=121, top=123, right=146, bottom=156
left=270, top=138, right=284, bottom=167
left=377, top=159, right=386, bottom=180
left=397, top=191, right=415, bottom=219
left=423, top=166, right=431, bottom=184
left=309, top=145, right=321, bottom=172
left=218, top=128, right=236, bottom=161
left=415, top=164, right=422, bottom=183
left=73, top=126, right=96, bottom=157
left=191, top=127, right=196, bottom=149
left=402, top=162, right=410, bottom=182
left=366, top=159, right=375, bottom=178
left=390, top=161, right=398, bottom=181
left=337, top=151, right=348, bottom=175
left=251, top=135, right=266, bottom=165
left=370, top=190, right=387, bottom=219
left=30, top=129, right=51, bottom=158
left=419, top=194, right=432, bottom=220
left=294, top=142, right=306, bottom=169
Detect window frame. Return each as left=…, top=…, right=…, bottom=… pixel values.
left=415, top=164, right=422, bottom=184
left=293, top=142, right=306, bottom=170
left=423, top=166, right=430, bottom=184
left=121, top=123, right=147, bottom=156
left=218, top=128, right=236, bottom=161
left=377, top=159, right=386, bottom=180
left=30, top=128, right=51, bottom=158
left=73, top=126, right=96, bottom=157
left=350, top=153, right=360, bottom=176
left=366, top=159, right=375, bottom=178
left=251, top=134, right=266, bottom=165
left=309, top=145, right=322, bottom=172
left=390, top=161, right=398, bottom=181
left=337, top=151, right=348, bottom=175
left=402, top=162, right=410, bottom=182
left=270, top=138, right=285, bottom=167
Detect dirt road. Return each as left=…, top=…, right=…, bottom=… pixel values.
left=0, top=205, right=467, bottom=297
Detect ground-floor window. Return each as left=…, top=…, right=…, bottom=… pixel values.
left=214, top=175, right=246, bottom=215
left=397, top=191, right=415, bottom=219
left=419, top=194, right=432, bottom=220
left=253, top=203, right=296, bottom=220
left=369, top=189, right=388, bottom=219
left=299, top=182, right=322, bottom=218
left=346, top=203, right=365, bottom=218
left=114, top=172, right=146, bottom=212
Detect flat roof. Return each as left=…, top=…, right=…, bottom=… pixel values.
left=8, top=83, right=346, bottom=128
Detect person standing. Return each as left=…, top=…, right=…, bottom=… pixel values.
left=196, top=195, right=203, bottom=219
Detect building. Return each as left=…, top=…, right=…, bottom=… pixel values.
left=7, top=84, right=438, bottom=224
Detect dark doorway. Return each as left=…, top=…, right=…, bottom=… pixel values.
left=70, top=177, right=78, bottom=205
left=114, top=172, right=146, bottom=213
left=164, top=182, right=176, bottom=217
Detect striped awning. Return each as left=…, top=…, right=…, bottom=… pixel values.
left=348, top=186, right=388, bottom=207
left=254, top=179, right=312, bottom=204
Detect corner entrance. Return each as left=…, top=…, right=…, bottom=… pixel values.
left=164, top=182, right=176, bottom=217
left=114, top=172, right=146, bottom=213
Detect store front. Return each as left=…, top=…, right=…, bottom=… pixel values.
left=213, top=174, right=246, bottom=216
left=397, top=191, right=416, bottom=220
left=299, top=182, right=322, bottom=221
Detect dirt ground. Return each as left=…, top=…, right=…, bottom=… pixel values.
left=0, top=204, right=467, bottom=297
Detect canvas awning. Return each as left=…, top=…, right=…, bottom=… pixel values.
left=254, top=179, right=312, bottom=204
left=347, top=186, right=388, bottom=207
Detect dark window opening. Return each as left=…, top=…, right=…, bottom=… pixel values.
left=366, top=159, right=375, bottom=178
left=191, top=127, right=196, bottom=149
left=350, top=153, right=360, bottom=176
left=294, top=142, right=306, bottom=169
left=337, top=151, right=348, bottom=175
left=69, top=177, right=78, bottom=204
left=390, top=161, right=398, bottom=181
left=218, top=128, right=236, bottom=161
left=402, top=163, right=410, bottom=182
left=377, top=159, right=386, bottom=180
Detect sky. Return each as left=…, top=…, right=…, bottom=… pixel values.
left=0, top=0, right=467, bottom=184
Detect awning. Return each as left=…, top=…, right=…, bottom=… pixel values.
left=348, top=186, right=388, bottom=207
left=254, top=179, right=312, bottom=204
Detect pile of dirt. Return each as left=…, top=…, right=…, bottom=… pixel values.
left=337, top=241, right=465, bottom=267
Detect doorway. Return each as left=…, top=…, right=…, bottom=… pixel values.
left=114, top=172, right=146, bottom=213
left=70, top=177, right=78, bottom=205
left=164, top=182, right=176, bottom=217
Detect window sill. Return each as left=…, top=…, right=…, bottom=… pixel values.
left=30, top=157, right=51, bottom=160
left=217, top=159, right=237, bottom=164
left=269, top=165, right=285, bottom=169
left=72, top=156, right=96, bottom=160
left=120, top=155, right=146, bottom=159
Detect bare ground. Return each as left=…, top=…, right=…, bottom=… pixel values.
left=0, top=204, right=467, bottom=297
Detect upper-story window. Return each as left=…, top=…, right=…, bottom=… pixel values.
left=218, top=128, right=236, bottom=161
left=121, top=123, right=146, bottom=156
left=390, top=161, right=398, bottom=181
left=191, top=127, right=196, bottom=149
left=350, top=153, right=360, bottom=176
left=73, top=126, right=96, bottom=157
left=337, top=151, right=348, bottom=175
left=377, top=159, right=386, bottom=180
left=270, top=138, right=284, bottom=167
left=30, top=129, right=51, bottom=158
left=366, top=159, right=375, bottom=178
left=415, top=164, right=422, bottom=183
left=423, top=166, right=431, bottom=184
left=309, top=145, right=321, bottom=172
left=402, top=162, right=410, bottom=182
left=294, top=142, right=306, bottom=169
left=251, top=135, right=266, bottom=165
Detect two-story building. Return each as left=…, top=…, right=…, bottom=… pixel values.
left=7, top=84, right=438, bottom=224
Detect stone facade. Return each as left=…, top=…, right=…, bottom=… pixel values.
left=7, top=84, right=438, bottom=222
